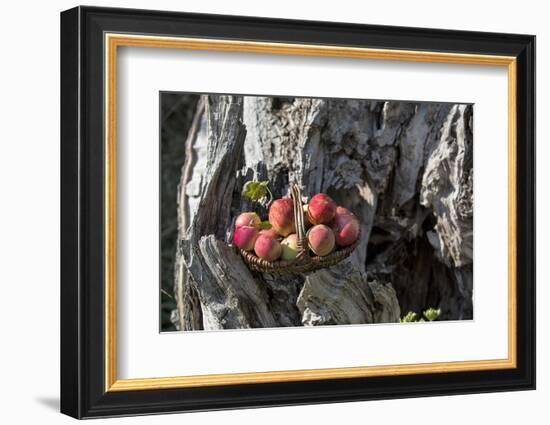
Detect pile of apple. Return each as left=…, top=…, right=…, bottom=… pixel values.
left=233, top=193, right=360, bottom=262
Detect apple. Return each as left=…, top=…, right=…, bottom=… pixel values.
left=259, top=228, right=282, bottom=240
left=235, top=212, right=261, bottom=229
left=233, top=226, right=259, bottom=251
left=307, top=224, right=335, bottom=256
left=268, top=198, right=295, bottom=236
left=281, top=234, right=299, bottom=260
left=254, top=234, right=282, bottom=261
left=331, top=207, right=360, bottom=247
left=307, top=193, right=337, bottom=225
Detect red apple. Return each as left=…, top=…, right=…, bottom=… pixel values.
left=254, top=234, right=282, bottom=261
left=268, top=198, right=295, bottom=236
left=331, top=207, right=360, bottom=247
left=307, top=224, right=335, bottom=256
left=281, top=234, right=299, bottom=260
left=259, top=228, right=282, bottom=240
left=307, top=193, right=337, bottom=225
left=235, top=212, right=261, bottom=229
left=232, top=226, right=259, bottom=251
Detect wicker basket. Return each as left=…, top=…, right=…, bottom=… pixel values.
left=239, top=184, right=360, bottom=274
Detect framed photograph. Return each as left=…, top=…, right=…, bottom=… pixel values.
left=60, top=6, right=535, bottom=419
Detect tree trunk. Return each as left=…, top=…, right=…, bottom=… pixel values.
left=173, top=95, right=473, bottom=331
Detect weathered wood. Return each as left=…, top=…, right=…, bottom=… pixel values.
left=421, top=104, right=474, bottom=267
left=176, top=95, right=279, bottom=329
left=174, top=95, right=474, bottom=330
left=243, top=97, right=402, bottom=326
left=174, top=98, right=205, bottom=331
left=366, top=103, right=474, bottom=320
left=187, top=236, right=277, bottom=329
left=297, top=259, right=400, bottom=326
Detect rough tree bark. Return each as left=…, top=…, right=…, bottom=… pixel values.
left=172, top=95, right=473, bottom=331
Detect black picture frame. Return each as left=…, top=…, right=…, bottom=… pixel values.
left=61, top=5, right=535, bottom=419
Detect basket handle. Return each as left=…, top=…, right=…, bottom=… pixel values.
left=290, top=184, right=308, bottom=254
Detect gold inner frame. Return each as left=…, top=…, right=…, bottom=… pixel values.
left=104, top=33, right=518, bottom=392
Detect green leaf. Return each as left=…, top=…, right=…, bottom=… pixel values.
left=400, top=307, right=441, bottom=323
left=423, top=308, right=441, bottom=321
left=259, top=221, right=272, bottom=229
left=399, top=311, right=417, bottom=323
left=242, top=180, right=270, bottom=201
